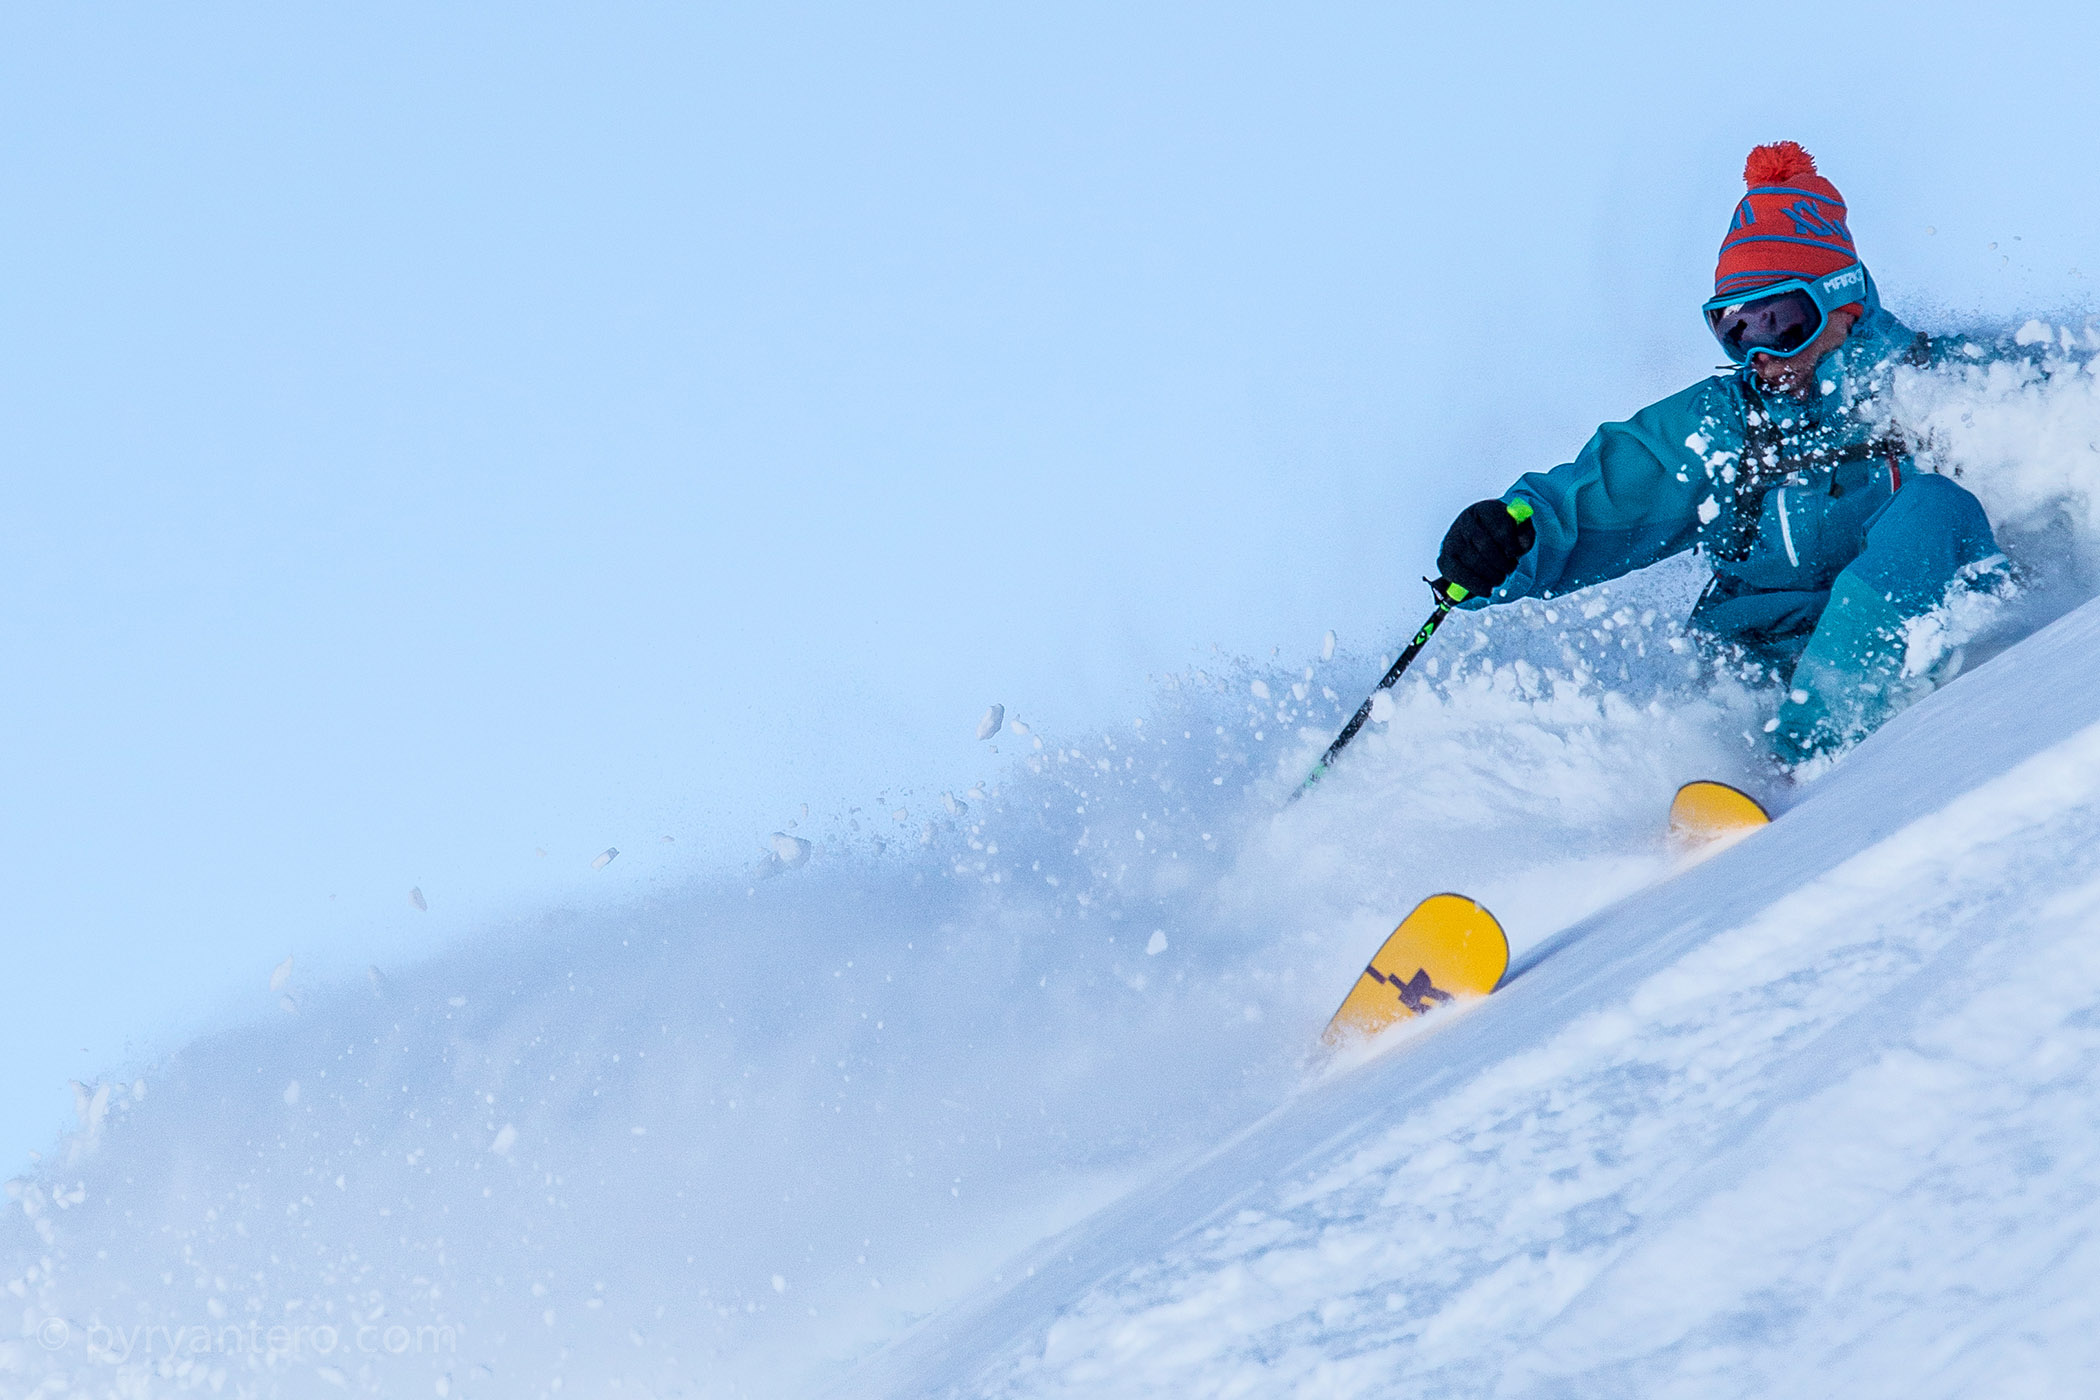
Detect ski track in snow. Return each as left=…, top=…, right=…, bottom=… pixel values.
left=4, top=324, right=2100, bottom=1397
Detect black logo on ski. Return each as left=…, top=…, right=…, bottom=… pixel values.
left=1365, top=964, right=1452, bottom=1015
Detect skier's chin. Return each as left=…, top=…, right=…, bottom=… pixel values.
left=1754, top=363, right=1815, bottom=399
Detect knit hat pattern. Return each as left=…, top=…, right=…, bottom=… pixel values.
left=1713, top=141, right=1858, bottom=300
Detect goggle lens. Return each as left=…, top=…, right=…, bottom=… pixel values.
left=1705, top=288, right=1823, bottom=363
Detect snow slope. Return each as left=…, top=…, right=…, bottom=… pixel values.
left=854, top=564, right=2100, bottom=1400
left=6, top=327, right=2100, bottom=1398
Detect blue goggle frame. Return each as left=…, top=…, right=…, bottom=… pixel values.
left=1702, top=262, right=1868, bottom=364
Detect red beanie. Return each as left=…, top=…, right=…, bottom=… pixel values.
left=1713, top=142, right=1859, bottom=301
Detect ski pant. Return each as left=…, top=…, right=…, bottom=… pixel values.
left=1694, top=473, right=2001, bottom=762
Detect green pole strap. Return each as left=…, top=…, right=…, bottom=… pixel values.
left=1438, top=501, right=1531, bottom=606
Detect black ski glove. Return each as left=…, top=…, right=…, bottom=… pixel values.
left=1437, top=499, right=1536, bottom=598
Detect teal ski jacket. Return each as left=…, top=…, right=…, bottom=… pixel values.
left=1481, top=278, right=1978, bottom=648
left=1474, top=275, right=2003, bottom=757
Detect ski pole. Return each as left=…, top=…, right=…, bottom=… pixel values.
left=1298, top=499, right=1533, bottom=795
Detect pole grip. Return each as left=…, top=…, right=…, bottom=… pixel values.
left=1438, top=499, right=1534, bottom=605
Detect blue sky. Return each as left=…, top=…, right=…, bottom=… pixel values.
left=3, top=2, right=2095, bottom=1165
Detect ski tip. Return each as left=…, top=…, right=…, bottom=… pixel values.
left=1669, top=779, right=1771, bottom=851
left=1319, top=892, right=1508, bottom=1049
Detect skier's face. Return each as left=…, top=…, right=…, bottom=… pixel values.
left=1750, top=309, right=1858, bottom=398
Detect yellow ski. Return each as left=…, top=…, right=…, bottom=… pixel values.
left=1668, top=780, right=1771, bottom=852
left=1322, top=893, right=1508, bottom=1046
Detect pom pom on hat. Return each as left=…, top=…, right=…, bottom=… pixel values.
left=1743, top=141, right=1819, bottom=187
left=1714, top=140, right=1859, bottom=300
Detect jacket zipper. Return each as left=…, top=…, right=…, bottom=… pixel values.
left=1775, top=487, right=1801, bottom=568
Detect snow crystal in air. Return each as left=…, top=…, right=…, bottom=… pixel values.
left=1250, top=679, right=1271, bottom=700
left=409, top=886, right=427, bottom=912
left=592, top=848, right=619, bottom=870
left=269, top=956, right=293, bottom=993
left=2015, top=318, right=2052, bottom=345
left=489, top=1124, right=517, bottom=1155
left=977, top=704, right=1004, bottom=740
left=1145, top=930, right=1168, bottom=955
left=282, top=1081, right=300, bottom=1106
left=1322, top=630, right=1337, bottom=661
left=70, top=1081, right=108, bottom=1138
left=770, top=833, right=812, bottom=869
left=1368, top=690, right=1396, bottom=724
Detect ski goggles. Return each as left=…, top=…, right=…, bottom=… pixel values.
left=1702, top=263, right=1867, bottom=364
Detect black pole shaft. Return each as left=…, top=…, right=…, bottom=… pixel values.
left=1297, top=579, right=1462, bottom=795
left=1295, top=499, right=1530, bottom=797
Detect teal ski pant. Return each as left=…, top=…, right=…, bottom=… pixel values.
left=1763, top=474, right=1990, bottom=759
left=1759, top=473, right=1999, bottom=760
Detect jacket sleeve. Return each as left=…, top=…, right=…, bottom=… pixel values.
left=1479, top=378, right=1726, bottom=605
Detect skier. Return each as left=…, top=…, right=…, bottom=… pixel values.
left=1436, top=142, right=2002, bottom=762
